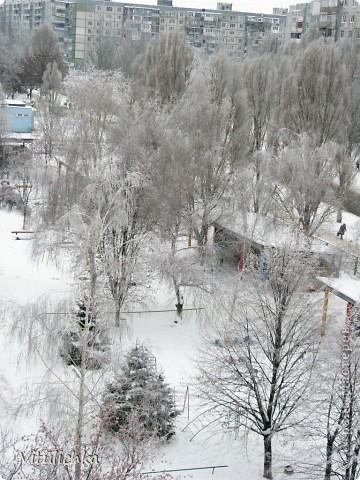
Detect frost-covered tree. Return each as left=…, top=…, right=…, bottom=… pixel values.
left=59, top=297, right=108, bottom=370
left=37, top=61, right=63, bottom=159
left=103, top=345, right=178, bottom=440
left=196, top=242, right=319, bottom=479
left=0, top=32, right=22, bottom=97
left=168, top=53, right=248, bottom=250
left=272, top=134, right=339, bottom=235
left=8, top=414, right=170, bottom=480
left=7, top=148, right=33, bottom=229
left=0, top=85, right=9, bottom=169
left=242, top=53, right=276, bottom=213
left=133, top=32, right=193, bottom=103
left=280, top=39, right=348, bottom=147
left=19, top=24, right=68, bottom=94
left=87, top=36, right=123, bottom=71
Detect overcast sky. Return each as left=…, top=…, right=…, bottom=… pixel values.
left=126, top=0, right=300, bottom=14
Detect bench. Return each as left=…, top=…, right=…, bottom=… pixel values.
left=11, top=230, right=35, bottom=239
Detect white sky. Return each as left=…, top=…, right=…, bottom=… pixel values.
left=125, top=0, right=300, bottom=14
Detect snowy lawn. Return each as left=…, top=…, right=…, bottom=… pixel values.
left=0, top=208, right=355, bottom=479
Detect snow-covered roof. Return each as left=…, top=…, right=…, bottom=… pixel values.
left=214, top=212, right=335, bottom=255
left=214, top=212, right=300, bottom=249
left=317, top=274, right=360, bottom=305
left=6, top=99, right=27, bottom=107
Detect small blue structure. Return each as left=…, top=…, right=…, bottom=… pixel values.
left=4, top=100, right=35, bottom=133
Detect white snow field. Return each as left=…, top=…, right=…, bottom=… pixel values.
left=0, top=208, right=356, bottom=480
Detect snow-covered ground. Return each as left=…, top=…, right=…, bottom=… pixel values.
left=0, top=208, right=355, bottom=479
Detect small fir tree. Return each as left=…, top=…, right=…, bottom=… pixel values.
left=59, top=297, right=106, bottom=369
left=103, top=345, right=178, bottom=440
left=76, top=297, right=96, bottom=331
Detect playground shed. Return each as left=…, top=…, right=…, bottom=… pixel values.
left=213, top=213, right=341, bottom=277
left=4, top=100, right=35, bottom=133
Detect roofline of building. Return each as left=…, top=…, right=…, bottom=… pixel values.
left=67, top=0, right=288, bottom=17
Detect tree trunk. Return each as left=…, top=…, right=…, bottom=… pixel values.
left=263, top=434, right=273, bottom=479
left=22, top=206, right=27, bottom=230
left=115, top=303, right=121, bottom=328
left=324, top=437, right=334, bottom=480
left=337, top=208, right=342, bottom=223
left=74, top=249, right=96, bottom=480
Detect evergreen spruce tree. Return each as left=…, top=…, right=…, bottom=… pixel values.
left=60, top=297, right=106, bottom=369
left=76, top=297, right=96, bottom=331
left=103, top=345, right=178, bottom=440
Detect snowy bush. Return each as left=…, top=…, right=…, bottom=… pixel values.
left=103, top=345, right=178, bottom=440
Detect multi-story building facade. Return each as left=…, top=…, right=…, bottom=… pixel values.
left=1, top=0, right=359, bottom=67
left=285, top=0, right=360, bottom=42
left=0, top=0, right=287, bottom=65
left=70, top=2, right=286, bottom=65
left=0, top=0, right=73, bottom=60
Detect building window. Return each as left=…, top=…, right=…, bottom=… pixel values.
left=106, top=6, right=112, bottom=11
left=88, top=28, right=92, bottom=33
left=88, top=21, right=92, bottom=26
left=230, top=23, right=235, bottom=28
left=350, top=15, right=355, bottom=23
left=341, top=30, right=344, bottom=37
left=341, top=15, right=346, bottom=23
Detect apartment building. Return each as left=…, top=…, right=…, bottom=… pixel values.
left=1, top=0, right=359, bottom=67
left=0, top=0, right=287, bottom=65
left=285, top=0, right=360, bottom=42
left=0, top=0, right=74, bottom=59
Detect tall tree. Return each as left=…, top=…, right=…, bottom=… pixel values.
left=196, top=242, right=319, bottom=479
left=169, top=53, right=248, bottom=250
left=242, top=54, right=276, bottom=213
left=133, top=32, right=193, bottom=103
left=37, top=62, right=63, bottom=159
left=280, top=38, right=348, bottom=147
left=20, top=24, right=68, bottom=93
left=272, top=134, right=339, bottom=235
left=0, top=32, right=22, bottom=96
